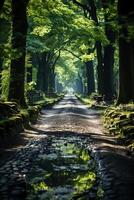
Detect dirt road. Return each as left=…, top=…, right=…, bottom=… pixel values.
left=0, top=94, right=134, bottom=200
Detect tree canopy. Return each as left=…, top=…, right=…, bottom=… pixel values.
left=0, top=0, right=133, bottom=105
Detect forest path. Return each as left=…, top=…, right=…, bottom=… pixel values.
left=33, top=94, right=134, bottom=200
left=0, top=94, right=134, bottom=200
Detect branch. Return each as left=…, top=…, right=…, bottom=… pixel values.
left=64, top=48, right=82, bottom=60
left=52, top=50, right=61, bottom=68
left=46, top=52, right=54, bottom=63
left=72, top=0, right=98, bottom=24
left=72, top=0, right=90, bottom=13
left=53, top=37, right=75, bottom=54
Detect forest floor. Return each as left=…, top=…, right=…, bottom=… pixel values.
left=0, top=94, right=134, bottom=200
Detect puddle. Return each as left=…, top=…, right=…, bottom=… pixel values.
left=26, top=136, right=101, bottom=200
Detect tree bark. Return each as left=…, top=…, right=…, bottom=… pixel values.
left=36, top=52, right=49, bottom=93
left=103, top=44, right=114, bottom=101
left=36, top=54, right=43, bottom=91
left=96, top=41, right=104, bottom=95
left=88, top=0, right=104, bottom=95
left=8, top=0, right=29, bottom=107
left=117, top=0, right=134, bottom=104
left=26, top=66, right=32, bottom=83
left=102, top=0, right=116, bottom=101
left=0, top=59, right=3, bottom=96
left=85, top=60, right=95, bottom=95
left=0, top=0, right=5, bottom=11
left=48, top=67, right=55, bottom=95
left=75, top=73, right=83, bottom=94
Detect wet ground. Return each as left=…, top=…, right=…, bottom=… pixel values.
left=0, top=94, right=134, bottom=200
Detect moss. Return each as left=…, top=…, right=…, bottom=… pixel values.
left=122, top=126, right=134, bottom=135
left=76, top=94, right=96, bottom=107
left=128, top=112, right=134, bottom=118
left=34, top=96, right=62, bottom=108
left=103, top=104, right=134, bottom=152
left=0, top=119, right=9, bottom=125
left=128, top=143, right=134, bottom=151
left=20, top=109, right=29, bottom=118
left=28, top=106, right=39, bottom=123
left=19, top=109, right=30, bottom=127
left=0, top=115, right=24, bottom=145
left=0, top=95, right=64, bottom=146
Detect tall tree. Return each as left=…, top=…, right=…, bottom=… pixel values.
left=85, top=48, right=95, bottom=95
left=85, top=61, right=95, bottom=95
left=102, top=0, right=116, bottom=101
left=8, top=0, right=29, bottom=106
left=117, top=0, right=134, bottom=104
left=36, top=52, right=49, bottom=93
left=73, top=0, right=104, bottom=95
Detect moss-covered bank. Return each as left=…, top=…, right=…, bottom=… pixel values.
left=0, top=95, right=63, bottom=147
left=76, top=95, right=134, bottom=153
left=76, top=94, right=107, bottom=110
left=103, top=104, right=134, bottom=152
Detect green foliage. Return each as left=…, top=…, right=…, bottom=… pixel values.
left=0, top=0, right=119, bottom=104
left=0, top=0, right=11, bottom=21
left=55, top=51, right=83, bottom=90
left=25, top=81, right=36, bottom=93
left=76, top=94, right=96, bottom=107
left=27, top=0, right=109, bottom=57
left=1, top=69, right=9, bottom=100
left=81, top=52, right=96, bottom=62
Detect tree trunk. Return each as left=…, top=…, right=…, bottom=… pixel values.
left=117, top=0, right=134, bottom=104
left=76, top=74, right=83, bottom=94
left=48, top=67, right=55, bottom=95
left=36, top=54, right=44, bottom=91
left=96, top=41, right=104, bottom=95
left=36, top=52, right=49, bottom=93
left=85, top=61, right=95, bottom=95
left=8, top=0, right=29, bottom=107
left=130, top=41, right=134, bottom=100
left=42, top=53, right=49, bottom=93
left=103, top=44, right=114, bottom=101
left=102, top=0, right=116, bottom=101
left=0, top=59, right=3, bottom=96
left=88, top=0, right=104, bottom=95
left=36, top=54, right=43, bottom=91
left=57, top=82, right=63, bottom=93
left=26, top=66, right=32, bottom=83
left=0, top=0, right=5, bottom=11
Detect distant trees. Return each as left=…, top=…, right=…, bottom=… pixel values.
left=73, top=0, right=104, bottom=96
left=72, top=0, right=116, bottom=100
